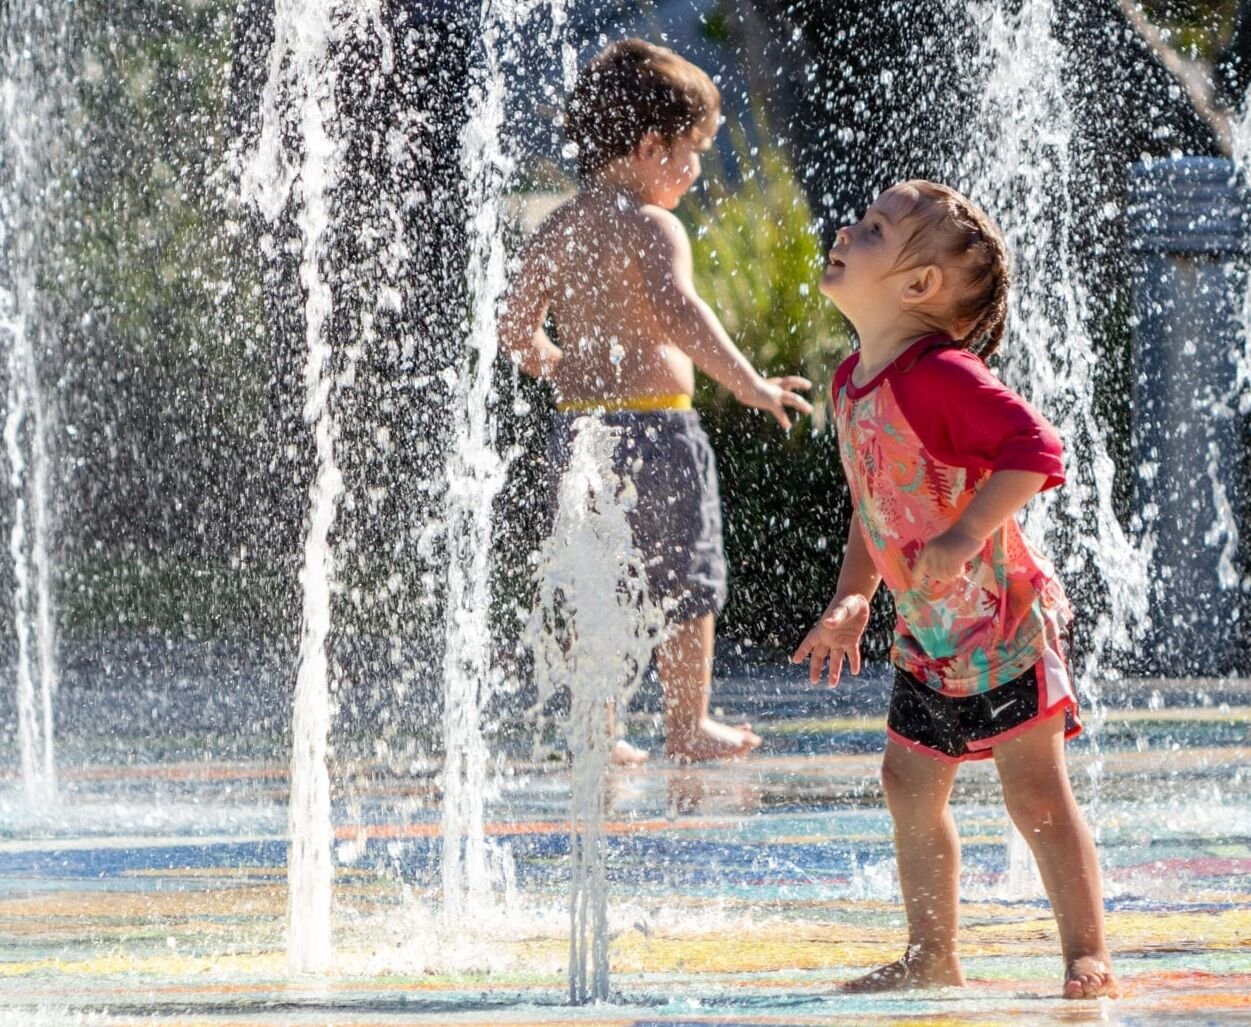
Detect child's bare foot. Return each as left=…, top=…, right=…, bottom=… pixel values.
left=665, top=717, right=761, bottom=763
left=841, top=945, right=965, bottom=993
left=611, top=739, right=649, bottom=766
left=1064, top=954, right=1119, bottom=999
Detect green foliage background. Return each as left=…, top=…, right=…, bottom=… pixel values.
left=47, top=1, right=283, bottom=639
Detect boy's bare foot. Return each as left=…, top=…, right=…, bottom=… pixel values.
left=841, top=945, right=965, bottom=993
left=665, top=717, right=761, bottom=763
left=1064, top=954, right=1120, bottom=999
left=611, top=739, right=650, bottom=766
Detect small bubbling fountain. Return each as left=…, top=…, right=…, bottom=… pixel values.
left=527, top=419, right=664, bottom=1002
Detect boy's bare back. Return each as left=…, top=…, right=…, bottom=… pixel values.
left=515, top=187, right=700, bottom=406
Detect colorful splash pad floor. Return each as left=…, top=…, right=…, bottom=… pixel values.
left=1, top=673, right=1250, bottom=1025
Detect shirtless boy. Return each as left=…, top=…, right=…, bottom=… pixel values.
left=499, top=38, right=812, bottom=763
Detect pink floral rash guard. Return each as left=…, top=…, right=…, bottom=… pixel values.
left=832, top=335, right=1073, bottom=697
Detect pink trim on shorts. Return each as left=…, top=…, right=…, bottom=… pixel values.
left=884, top=726, right=967, bottom=765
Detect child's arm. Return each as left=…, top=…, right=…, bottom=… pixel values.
left=888, top=348, right=1064, bottom=585
left=635, top=206, right=813, bottom=428
left=914, top=469, right=1047, bottom=583
left=498, top=235, right=563, bottom=379
left=791, top=516, right=882, bottom=687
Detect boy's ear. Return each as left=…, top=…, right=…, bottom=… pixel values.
left=634, top=131, right=668, bottom=163
left=901, top=264, right=943, bottom=307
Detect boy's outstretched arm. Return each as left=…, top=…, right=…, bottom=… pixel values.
left=635, top=206, right=813, bottom=429
left=913, top=470, right=1047, bottom=583
left=792, top=516, right=882, bottom=687
left=498, top=235, right=563, bottom=379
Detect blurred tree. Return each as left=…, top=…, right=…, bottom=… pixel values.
left=57, top=0, right=278, bottom=635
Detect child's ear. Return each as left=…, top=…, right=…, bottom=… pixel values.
left=901, top=265, right=943, bottom=306
left=635, top=131, right=667, bottom=163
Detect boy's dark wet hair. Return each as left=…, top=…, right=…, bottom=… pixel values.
left=565, top=38, right=720, bottom=179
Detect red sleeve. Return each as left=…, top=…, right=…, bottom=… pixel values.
left=890, top=347, right=1065, bottom=490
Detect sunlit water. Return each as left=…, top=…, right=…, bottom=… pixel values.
left=438, top=0, right=528, bottom=925
left=528, top=419, right=664, bottom=1000
left=238, top=0, right=385, bottom=974
left=959, top=0, right=1151, bottom=683
left=1, top=0, right=1250, bottom=1021
left=0, top=0, right=65, bottom=805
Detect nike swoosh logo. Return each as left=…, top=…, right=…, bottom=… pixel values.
left=989, top=698, right=1017, bottom=718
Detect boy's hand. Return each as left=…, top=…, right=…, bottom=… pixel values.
left=791, top=594, right=871, bottom=688
left=913, top=527, right=983, bottom=584
left=742, top=375, right=813, bottom=430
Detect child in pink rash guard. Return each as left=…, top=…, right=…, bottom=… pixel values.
left=793, top=180, right=1118, bottom=1001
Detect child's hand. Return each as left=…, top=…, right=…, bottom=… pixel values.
left=791, top=594, right=871, bottom=688
left=913, top=527, right=983, bottom=584
left=741, top=375, right=813, bottom=430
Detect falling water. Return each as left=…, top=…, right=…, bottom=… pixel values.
left=1225, top=97, right=1251, bottom=507
left=239, top=0, right=384, bottom=974
left=957, top=0, right=1153, bottom=888
left=437, top=0, right=513, bottom=924
left=439, top=0, right=570, bottom=924
left=528, top=421, right=663, bottom=1002
left=961, top=0, right=1151, bottom=676
left=0, top=0, right=69, bottom=802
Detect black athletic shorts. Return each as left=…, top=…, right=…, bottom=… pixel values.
left=886, top=659, right=1082, bottom=764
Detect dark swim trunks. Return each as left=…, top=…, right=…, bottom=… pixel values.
left=886, top=656, right=1082, bottom=763
left=549, top=410, right=728, bottom=623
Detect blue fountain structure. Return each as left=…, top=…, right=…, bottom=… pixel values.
left=1128, top=157, right=1250, bottom=675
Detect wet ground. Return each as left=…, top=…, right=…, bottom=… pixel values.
left=1, top=665, right=1250, bottom=1025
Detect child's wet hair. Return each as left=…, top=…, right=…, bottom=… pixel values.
left=565, top=38, right=720, bottom=179
left=890, top=181, right=1010, bottom=359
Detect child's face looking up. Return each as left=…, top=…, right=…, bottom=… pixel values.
left=632, top=115, right=717, bottom=209
left=820, top=186, right=929, bottom=323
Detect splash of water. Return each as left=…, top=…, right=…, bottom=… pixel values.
left=959, top=0, right=1151, bottom=681
left=1223, top=96, right=1251, bottom=568
left=438, top=0, right=514, bottom=925
left=239, top=0, right=385, bottom=974
left=527, top=420, right=663, bottom=1002
left=0, top=0, right=68, bottom=803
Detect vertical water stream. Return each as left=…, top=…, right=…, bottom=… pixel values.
left=239, top=0, right=385, bottom=973
left=0, top=0, right=69, bottom=803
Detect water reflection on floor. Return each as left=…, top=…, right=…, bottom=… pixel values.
left=1, top=695, right=1249, bottom=1025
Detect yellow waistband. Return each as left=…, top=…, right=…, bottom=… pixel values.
left=555, top=393, right=693, bottom=414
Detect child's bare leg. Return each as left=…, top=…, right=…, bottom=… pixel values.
left=843, top=740, right=966, bottom=993
left=658, top=614, right=760, bottom=762
left=605, top=701, right=648, bottom=766
left=993, top=712, right=1119, bottom=999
